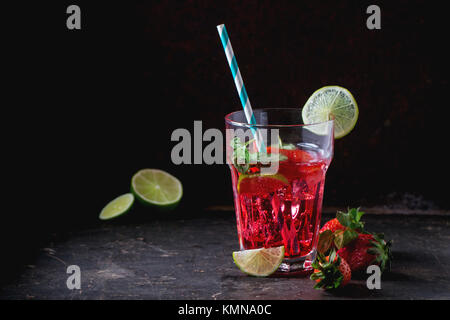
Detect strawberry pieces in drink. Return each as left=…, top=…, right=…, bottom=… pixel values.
left=282, top=149, right=314, bottom=163
left=266, top=147, right=314, bottom=163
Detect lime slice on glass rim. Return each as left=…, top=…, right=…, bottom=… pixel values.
left=302, top=86, right=358, bottom=139
left=99, top=193, right=134, bottom=220
left=233, top=246, right=285, bottom=277
left=131, top=169, right=183, bottom=209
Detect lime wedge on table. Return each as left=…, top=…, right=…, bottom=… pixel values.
left=99, top=193, right=134, bottom=220
left=131, top=169, right=183, bottom=209
left=233, top=246, right=285, bottom=277
left=302, top=86, right=358, bottom=139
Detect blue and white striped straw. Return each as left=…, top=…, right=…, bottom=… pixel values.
left=217, top=24, right=265, bottom=151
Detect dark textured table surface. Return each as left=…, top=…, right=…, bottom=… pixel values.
left=1, top=211, right=449, bottom=300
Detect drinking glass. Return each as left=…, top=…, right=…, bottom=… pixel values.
left=225, top=108, right=334, bottom=274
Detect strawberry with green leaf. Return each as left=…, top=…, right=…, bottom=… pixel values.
left=318, top=207, right=392, bottom=273
left=319, top=207, right=365, bottom=249
left=337, top=233, right=392, bottom=272
left=320, top=207, right=365, bottom=233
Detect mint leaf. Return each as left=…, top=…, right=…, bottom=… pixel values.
left=230, top=136, right=241, bottom=149
left=231, top=137, right=289, bottom=174
left=231, top=137, right=250, bottom=174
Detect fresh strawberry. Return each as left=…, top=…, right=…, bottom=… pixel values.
left=281, top=149, right=314, bottom=163
left=310, top=250, right=351, bottom=289
left=337, top=233, right=375, bottom=271
left=337, top=257, right=352, bottom=287
left=318, top=207, right=366, bottom=250
left=319, top=218, right=345, bottom=233
left=266, top=146, right=314, bottom=163
left=337, top=233, right=392, bottom=272
left=317, top=207, right=393, bottom=276
left=320, top=207, right=365, bottom=234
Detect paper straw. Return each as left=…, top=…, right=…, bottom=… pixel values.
left=217, top=24, right=265, bottom=151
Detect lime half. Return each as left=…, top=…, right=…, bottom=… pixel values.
left=131, top=169, right=183, bottom=209
left=233, top=246, right=285, bottom=277
left=302, top=86, right=358, bottom=139
left=99, top=193, right=134, bottom=220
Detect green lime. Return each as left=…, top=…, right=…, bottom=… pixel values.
left=237, top=173, right=288, bottom=194
left=233, top=246, right=285, bottom=277
left=99, top=193, right=134, bottom=220
left=131, top=169, right=183, bottom=209
left=302, top=86, right=358, bottom=139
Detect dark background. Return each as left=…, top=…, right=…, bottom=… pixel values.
left=3, top=1, right=447, bottom=282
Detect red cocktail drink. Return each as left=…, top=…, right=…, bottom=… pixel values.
left=226, top=108, right=334, bottom=274
left=231, top=147, right=329, bottom=258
